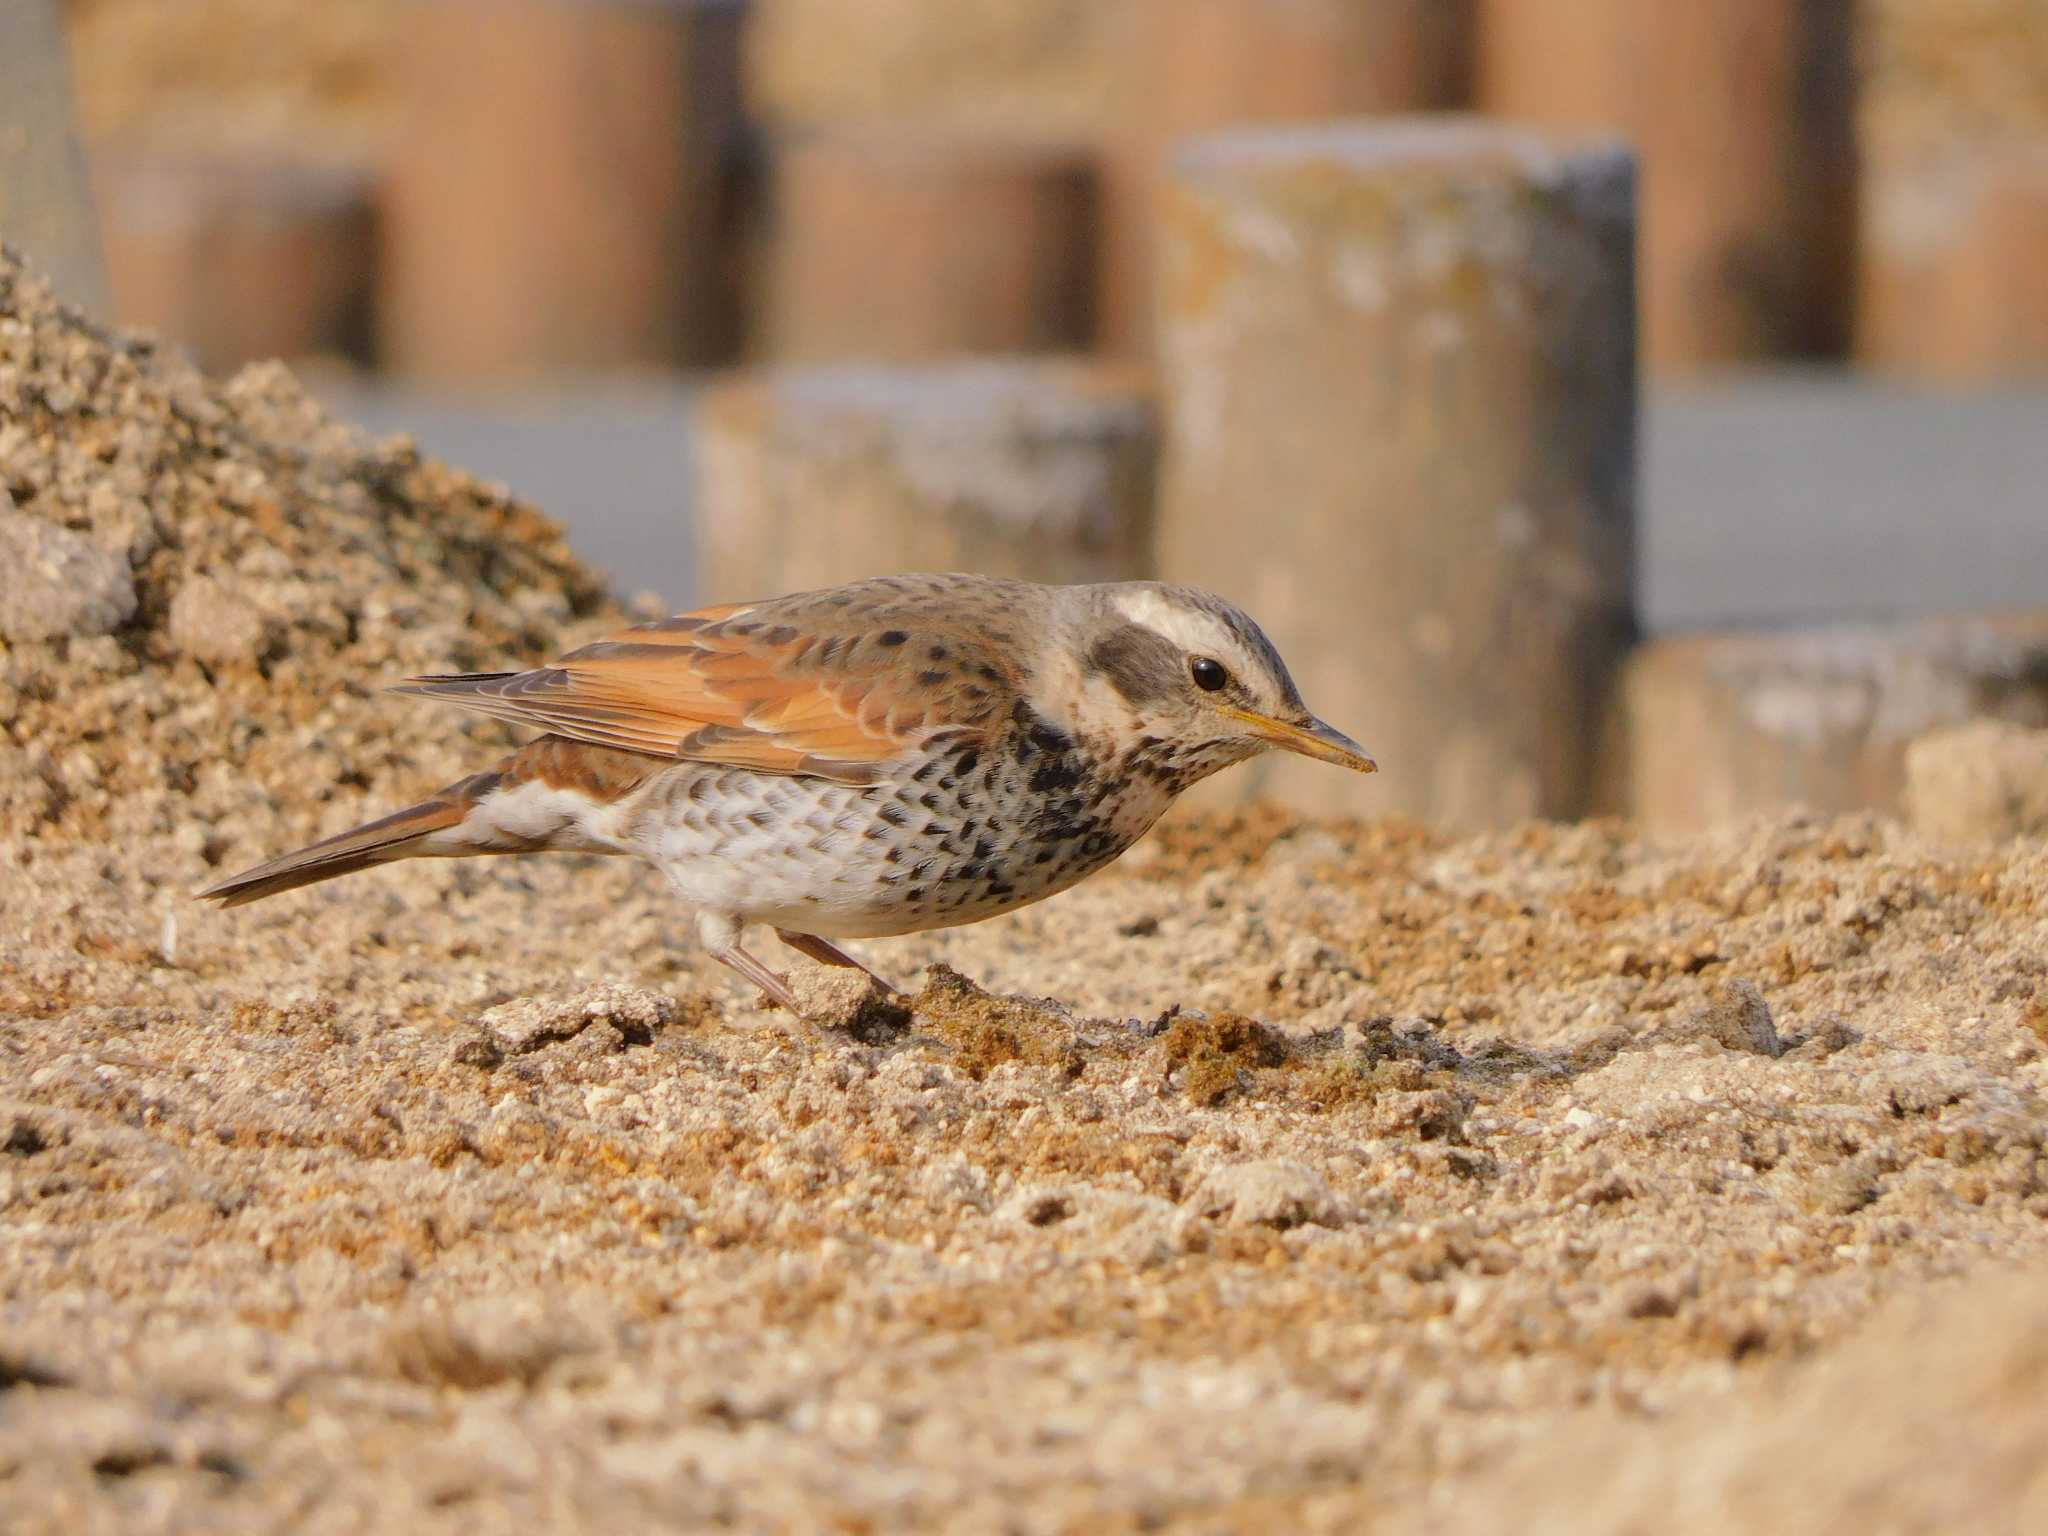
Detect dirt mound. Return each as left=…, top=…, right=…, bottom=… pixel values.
left=0, top=247, right=612, bottom=875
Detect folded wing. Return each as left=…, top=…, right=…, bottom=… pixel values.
left=392, top=597, right=1016, bottom=785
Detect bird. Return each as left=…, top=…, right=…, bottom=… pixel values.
left=199, top=573, right=1376, bottom=1011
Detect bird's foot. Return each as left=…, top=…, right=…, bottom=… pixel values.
left=713, top=941, right=801, bottom=1013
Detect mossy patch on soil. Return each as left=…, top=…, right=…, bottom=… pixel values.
left=910, top=962, right=1085, bottom=1080
left=1156, top=1008, right=1288, bottom=1105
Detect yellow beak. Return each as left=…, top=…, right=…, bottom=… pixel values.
left=1221, top=707, right=1377, bottom=773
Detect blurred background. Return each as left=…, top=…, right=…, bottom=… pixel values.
left=8, top=0, right=2048, bottom=836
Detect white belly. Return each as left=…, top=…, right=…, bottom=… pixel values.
left=604, top=759, right=1172, bottom=939
left=609, top=765, right=924, bottom=936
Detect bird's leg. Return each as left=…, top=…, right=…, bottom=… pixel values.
left=697, top=910, right=799, bottom=1013
left=775, top=929, right=898, bottom=994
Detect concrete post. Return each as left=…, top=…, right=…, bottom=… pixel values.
left=1628, top=617, right=2048, bottom=837
left=1101, top=0, right=1469, bottom=354
left=743, top=0, right=1144, bottom=142
left=1155, top=119, right=1637, bottom=828
left=1859, top=146, right=2048, bottom=379
left=1475, top=0, right=1856, bottom=374
left=379, top=0, right=744, bottom=380
left=692, top=359, right=1155, bottom=602
left=1856, top=0, right=2048, bottom=379
left=94, top=148, right=376, bottom=373
left=0, top=0, right=110, bottom=313
left=760, top=130, right=1096, bottom=362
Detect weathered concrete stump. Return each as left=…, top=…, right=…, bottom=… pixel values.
left=1156, top=120, right=1636, bottom=828
left=0, top=0, right=109, bottom=312
left=1476, top=0, right=1856, bottom=373
left=1627, top=617, right=2048, bottom=838
left=94, top=148, right=375, bottom=372
left=760, top=130, right=1096, bottom=362
left=692, top=359, right=1155, bottom=601
left=1906, top=720, right=2048, bottom=844
left=380, top=0, right=743, bottom=380
left=1102, top=0, right=1467, bottom=354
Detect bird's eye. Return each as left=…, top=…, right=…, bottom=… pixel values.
left=1190, top=657, right=1229, bottom=692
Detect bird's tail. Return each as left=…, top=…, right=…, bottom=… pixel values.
left=196, top=769, right=501, bottom=908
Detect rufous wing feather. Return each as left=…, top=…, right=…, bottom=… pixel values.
left=390, top=590, right=1021, bottom=784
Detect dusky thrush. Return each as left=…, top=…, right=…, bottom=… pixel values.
left=202, top=573, right=1376, bottom=1008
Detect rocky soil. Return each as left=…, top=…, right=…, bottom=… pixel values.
left=4, top=250, right=2048, bottom=1531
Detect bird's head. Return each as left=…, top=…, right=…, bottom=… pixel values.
left=1058, top=582, right=1376, bottom=783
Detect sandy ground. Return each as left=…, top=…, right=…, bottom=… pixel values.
left=6, top=812, right=2048, bottom=1532
left=5, top=251, right=2048, bottom=1531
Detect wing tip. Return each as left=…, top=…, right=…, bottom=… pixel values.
left=387, top=671, right=520, bottom=696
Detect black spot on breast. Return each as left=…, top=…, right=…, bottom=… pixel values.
left=929, top=644, right=949, bottom=661
left=907, top=886, right=926, bottom=902
left=974, top=836, right=995, bottom=861
left=917, top=669, right=948, bottom=686
left=879, top=630, right=908, bottom=647
left=879, top=802, right=907, bottom=827
left=1031, top=757, right=1082, bottom=794
left=954, top=748, right=980, bottom=777
left=1029, top=719, right=1073, bottom=756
